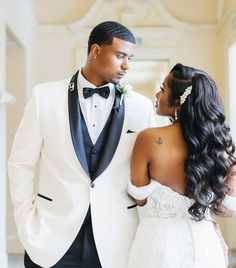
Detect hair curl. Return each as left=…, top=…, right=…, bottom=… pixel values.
left=169, top=63, right=236, bottom=221
left=87, top=21, right=136, bottom=54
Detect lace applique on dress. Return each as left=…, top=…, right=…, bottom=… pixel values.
left=127, top=179, right=227, bottom=268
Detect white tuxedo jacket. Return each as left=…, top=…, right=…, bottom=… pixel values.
left=8, top=77, right=156, bottom=268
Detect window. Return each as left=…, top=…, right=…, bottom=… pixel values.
left=228, top=43, right=236, bottom=143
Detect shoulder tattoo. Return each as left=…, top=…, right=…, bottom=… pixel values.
left=156, top=137, right=163, bottom=145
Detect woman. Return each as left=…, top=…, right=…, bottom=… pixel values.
left=127, top=63, right=236, bottom=268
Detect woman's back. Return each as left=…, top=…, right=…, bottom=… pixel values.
left=146, top=123, right=188, bottom=195
left=131, top=123, right=188, bottom=197
left=128, top=125, right=228, bottom=268
left=127, top=177, right=228, bottom=268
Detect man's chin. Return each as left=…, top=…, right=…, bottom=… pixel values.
left=110, top=78, right=121, bottom=85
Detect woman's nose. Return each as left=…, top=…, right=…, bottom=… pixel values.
left=155, top=91, right=161, bottom=98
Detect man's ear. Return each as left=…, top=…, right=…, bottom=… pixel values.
left=90, top=44, right=101, bottom=59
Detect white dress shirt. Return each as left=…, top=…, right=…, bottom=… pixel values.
left=77, top=71, right=115, bottom=144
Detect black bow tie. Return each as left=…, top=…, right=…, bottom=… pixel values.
left=83, top=86, right=110, bottom=99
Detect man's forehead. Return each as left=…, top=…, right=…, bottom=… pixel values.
left=111, top=37, right=134, bottom=45
left=103, top=38, right=135, bottom=53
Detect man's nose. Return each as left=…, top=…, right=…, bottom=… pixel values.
left=121, top=58, right=129, bottom=70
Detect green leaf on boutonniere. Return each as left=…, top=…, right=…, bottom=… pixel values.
left=117, top=82, right=132, bottom=106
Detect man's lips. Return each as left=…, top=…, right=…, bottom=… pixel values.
left=117, top=72, right=126, bottom=78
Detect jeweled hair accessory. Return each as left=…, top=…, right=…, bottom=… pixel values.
left=180, top=86, right=192, bottom=105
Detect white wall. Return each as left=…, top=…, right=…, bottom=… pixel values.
left=0, top=0, right=36, bottom=263
left=6, top=43, right=27, bottom=254
left=0, top=0, right=9, bottom=265
left=219, top=6, right=236, bottom=249
left=228, top=43, right=236, bottom=144
left=34, top=28, right=74, bottom=84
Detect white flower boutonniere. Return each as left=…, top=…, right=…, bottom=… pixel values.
left=117, top=82, right=132, bottom=106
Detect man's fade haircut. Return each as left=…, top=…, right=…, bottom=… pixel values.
left=87, top=21, right=136, bottom=54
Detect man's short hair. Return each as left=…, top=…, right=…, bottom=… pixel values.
left=88, top=21, right=136, bottom=54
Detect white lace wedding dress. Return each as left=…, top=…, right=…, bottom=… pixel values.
left=127, top=179, right=228, bottom=268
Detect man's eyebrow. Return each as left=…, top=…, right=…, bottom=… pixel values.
left=116, top=51, right=134, bottom=58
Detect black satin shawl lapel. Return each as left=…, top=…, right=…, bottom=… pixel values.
left=93, top=87, right=125, bottom=179
left=68, top=71, right=90, bottom=176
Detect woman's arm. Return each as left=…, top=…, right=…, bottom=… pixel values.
left=225, top=166, right=236, bottom=196
left=221, top=165, right=236, bottom=216
left=130, top=130, right=151, bottom=206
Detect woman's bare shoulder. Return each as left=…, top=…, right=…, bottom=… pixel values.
left=137, top=125, right=183, bottom=148
left=137, top=127, right=160, bottom=139
left=138, top=125, right=175, bottom=137
left=136, top=127, right=169, bottom=145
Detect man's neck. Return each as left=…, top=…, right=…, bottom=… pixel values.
left=81, top=67, right=107, bottom=87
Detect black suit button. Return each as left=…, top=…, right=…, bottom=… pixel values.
left=92, top=149, right=97, bottom=154
left=91, top=182, right=95, bottom=188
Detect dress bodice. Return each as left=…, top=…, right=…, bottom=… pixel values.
left=128, top=179, right=213, bottom=220
left=127, top=179, right=228, bottom=268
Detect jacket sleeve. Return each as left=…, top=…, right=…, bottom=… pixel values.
left=8, top=87, right=43, bottom=227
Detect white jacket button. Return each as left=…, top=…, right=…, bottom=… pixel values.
left=91, top=182, right=95, bottom=188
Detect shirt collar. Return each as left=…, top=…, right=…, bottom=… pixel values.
left=77, top=70, right=114, bottom=100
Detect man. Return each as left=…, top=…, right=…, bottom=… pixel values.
left=8, top=21, right=156, bottom=268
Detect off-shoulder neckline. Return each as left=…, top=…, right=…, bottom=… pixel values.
left=149, top=179, right=192, bottom=200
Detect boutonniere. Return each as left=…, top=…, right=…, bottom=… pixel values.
left=117, top=82, right=132, bottom=106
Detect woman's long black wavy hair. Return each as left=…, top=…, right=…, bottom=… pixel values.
left=168, top=63, right=236, bottom=221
